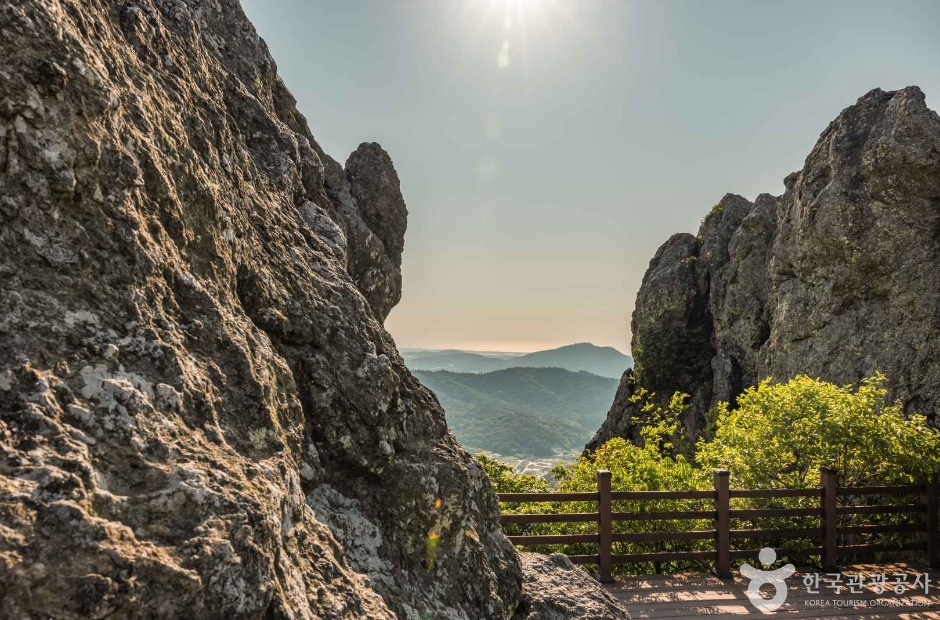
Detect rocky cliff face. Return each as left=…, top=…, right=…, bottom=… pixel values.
left=0, top=1, right=627, bottom=618
left=590, top=87, right=940, bottom=451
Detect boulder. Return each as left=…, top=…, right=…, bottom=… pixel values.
left=514, top=554, right=630, bottom=620
left=0, top=1, right=614, bottom=617
left=590, top=87, right=940, bottom=450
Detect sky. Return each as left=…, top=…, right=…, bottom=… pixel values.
left=241, top=0, right=940, bottom=353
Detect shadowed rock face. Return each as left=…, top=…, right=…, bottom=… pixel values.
left=319, top=141, right=407, bottom=322
left=514, top=554, right=630, bottom=619
left=0, top=1, right=588, bottom=617
left=589, top=87, right=940, bottom=451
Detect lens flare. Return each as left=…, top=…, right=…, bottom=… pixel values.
left=497, top=41, right=511, bottom=68
left=425, top=530, right=442, bottom=569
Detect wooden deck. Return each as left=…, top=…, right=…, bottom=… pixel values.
left=604, top=563, right=940, bottom=619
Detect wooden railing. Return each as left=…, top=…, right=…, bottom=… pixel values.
left=497, top=468, right=940, bottom=582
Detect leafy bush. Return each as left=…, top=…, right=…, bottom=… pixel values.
left=490, top=390, right=712, bottom=572
left=477, top=451, right=549, bottom=494
left=697, top=374, right=940, bottom=560
left=482, top=373, right=940, bottom=574
left=697, top=373, right=940, bottom=487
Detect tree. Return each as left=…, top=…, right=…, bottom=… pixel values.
left=480, top=373, right=940, bottom=574
left=696, top=373, right=940, bottom=488
left=477, top=451, right=549, bottom=493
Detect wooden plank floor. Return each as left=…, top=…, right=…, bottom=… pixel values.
left=604, top=563, right=940, bottom=619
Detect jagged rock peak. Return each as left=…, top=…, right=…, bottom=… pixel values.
left=589, top=86, right=940, bottom=451
left=0, top=1, right=611, bottom=617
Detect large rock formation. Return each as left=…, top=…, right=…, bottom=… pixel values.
left=590, top=86, right=940, bottom=450
left=0, top=1, right=626, bottom=618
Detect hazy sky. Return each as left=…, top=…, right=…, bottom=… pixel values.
left=241, top=0, right=939, bottom=353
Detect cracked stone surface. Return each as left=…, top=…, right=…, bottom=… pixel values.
left=589, top=87, right=940, bottom=451
left=0, top=0, right=634, bottom=617
left=513, top=554, right=630, bottom=620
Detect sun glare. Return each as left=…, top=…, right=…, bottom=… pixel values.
left=466, top=0, right=570, bottom=184
left=496, top=0, right=543, bottom=15
left=467, top=0, right=565, bottom=71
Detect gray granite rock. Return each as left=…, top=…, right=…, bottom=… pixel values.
left=589, top=87, right=940, bottom=451
left=0, top=1, right=532, bottom=617
left=514, top=553, right=630, bottom=619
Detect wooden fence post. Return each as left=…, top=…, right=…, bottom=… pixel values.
left=597, top=470, right=614, bottom=583
left=821, top=467, right=839, bottom=572
left=923, top=472, right=939, bottom=568
left=714, top=469, right=731, bottom=578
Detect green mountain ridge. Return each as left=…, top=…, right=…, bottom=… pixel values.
left=413, top=367, right=619, bottom=458
left=404, top=342, right=633, bottom=379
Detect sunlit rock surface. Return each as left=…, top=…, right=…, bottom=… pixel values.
left=0, top=1, right=616, bottom=617
left=589, top=87, right=940, bottom=451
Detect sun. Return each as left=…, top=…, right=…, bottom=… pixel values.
left=469, top=0, right=561, bottom=71
left=496, top=0, right=543, bottom=20
left=493, top=0, right=548, bottom=31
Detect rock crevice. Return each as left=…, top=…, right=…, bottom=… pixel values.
left=0, top=1, right=617, bottom=618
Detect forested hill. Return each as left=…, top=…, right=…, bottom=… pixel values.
left=414, top=367, right=619, bottom=458
left=404, top=343, right=633, bottom=379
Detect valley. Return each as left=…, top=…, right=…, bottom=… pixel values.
left=410, top=362, right=623, bottom=468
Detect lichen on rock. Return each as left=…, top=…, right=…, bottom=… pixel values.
left=589, top=86, right=940, bottom=451
left=513, top=554, right=630, bottom=619
left=0, top=0, right=615, bottom=617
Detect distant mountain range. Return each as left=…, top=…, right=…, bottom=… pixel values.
left=413, top=367, right=620, bottom=458
left=402, top=343, right=633, bottom=379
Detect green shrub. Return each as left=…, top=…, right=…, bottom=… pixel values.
left=481, top=373, right=940, bottom=573
left=477, top=451, right=549, bottom=494
left=696, top=373, right=940, bottom=488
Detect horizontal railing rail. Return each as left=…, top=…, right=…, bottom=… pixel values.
left=496, top=468, right=940, bottom=582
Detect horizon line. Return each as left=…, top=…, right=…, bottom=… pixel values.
left=396, top=341, right=632, bottom=355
